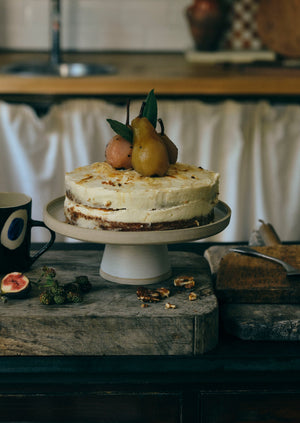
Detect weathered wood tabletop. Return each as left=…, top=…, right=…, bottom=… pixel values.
left=0, top=244, right=218, bottom=356
left=205, top=245, right=300, bottom=341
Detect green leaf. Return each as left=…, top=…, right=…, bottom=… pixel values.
left=107, top=119, right=133, bottom=143
left=142, top=89, right=157, bottom=128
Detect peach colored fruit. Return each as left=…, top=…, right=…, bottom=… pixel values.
left=105, top=135, right=132, bottom=169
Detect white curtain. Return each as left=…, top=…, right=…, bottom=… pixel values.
left=0, top=99, right=299, bottom=242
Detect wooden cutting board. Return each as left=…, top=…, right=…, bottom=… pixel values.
left=257, top=0, right=300, bottom=58
left=216, top=245, right=300, bottom=304
left=0, top=248, right=218, bottom=356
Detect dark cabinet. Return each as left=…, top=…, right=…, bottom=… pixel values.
left=0, top=393, right=181, bottom=423
left=2, top=390, right=300, bottom=423
left=0, top=389, right=300, bottom=423
left=201, top=392, right=300, bottom=423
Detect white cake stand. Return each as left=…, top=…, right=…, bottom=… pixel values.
left=44, top=196, right=231, bottom=285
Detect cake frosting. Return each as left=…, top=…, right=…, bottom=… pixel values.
left=64, top=161, right=219, bottom=231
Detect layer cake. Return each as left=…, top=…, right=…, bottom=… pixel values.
left=64, top=161, right=219, bottom=231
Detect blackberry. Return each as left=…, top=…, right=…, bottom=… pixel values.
left=52, top=287, right=67, bottom=305
left=41, top=266, right=56, bottom=278
left=39, top=291, right=54, bottom=305
left=53, top=294, right=66, bottom=305
left=75, top=276, right=92, bottom=293
left=66, top=291, right=83, bottom=303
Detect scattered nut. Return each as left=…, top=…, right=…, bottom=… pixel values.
left=156, top=287, right=170, bottom=298
left=136, top=287, right=163, bottom=303
left=189, top=292, right=198, bottom=301
left=174, top=275, right=195, bottom=288
left=165, top=302, right=176, bottom=309
left=141, top=303, right=149, bottom=308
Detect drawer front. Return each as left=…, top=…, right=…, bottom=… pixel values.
left=0, top=393, right=180, bottom=423
left=202, top=392, right=300, bottom=423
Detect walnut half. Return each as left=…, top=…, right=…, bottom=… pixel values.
left=165, top=302, right=176, bottom=309
left=174, top=275, right=195, bottom=289
left=189, top=292, right=198, bottom=301
left=137, top=286, right=170, bottom=303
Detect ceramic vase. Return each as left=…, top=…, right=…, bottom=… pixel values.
left=186, top=0, right=225, bottom=51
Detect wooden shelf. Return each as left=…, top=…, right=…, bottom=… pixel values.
left=0, top=52, right=299, bottom=96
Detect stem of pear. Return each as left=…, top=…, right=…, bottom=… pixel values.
left=126, top=100, right=130, bottom=126
left=139, top=101, right=146, bottom=117
left=158, top=118, right=165, bottom=135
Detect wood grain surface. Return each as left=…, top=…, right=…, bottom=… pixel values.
left=0, top=248, right=218, bottom=356
left=257, top=0, right=300, bottom=58
left=204, top=244, right=300, bottom=341
left=216, top=245, right=300, bottom=304
left=1, top=53, right=300, bottom=95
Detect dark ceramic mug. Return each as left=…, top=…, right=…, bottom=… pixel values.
left=0, top=192, right=55, bottom=274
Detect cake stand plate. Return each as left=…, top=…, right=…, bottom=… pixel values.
left=44, top=196, right=231, bottom=284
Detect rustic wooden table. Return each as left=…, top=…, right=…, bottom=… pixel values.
left=0, top=242, right=218, bottom=356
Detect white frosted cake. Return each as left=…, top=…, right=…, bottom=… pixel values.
left=64, top=161, right=219, bottom=231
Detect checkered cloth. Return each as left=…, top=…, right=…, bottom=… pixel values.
left=220, top=0, right=264, bottom=50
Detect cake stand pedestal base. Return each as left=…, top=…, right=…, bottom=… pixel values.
left=43, top=197, right=231, bottom=285
left=100, top=244, right=172, bottom=285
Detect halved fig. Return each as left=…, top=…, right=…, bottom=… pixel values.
left=1, top=272, right=31, bottom=298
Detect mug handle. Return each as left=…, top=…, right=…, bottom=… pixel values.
left=29, top=219, right=56, bottom=265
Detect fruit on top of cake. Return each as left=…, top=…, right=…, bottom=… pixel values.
left=106, top=89, right=178, bottom=177
left=158, top=118, right=178, bottom=164
left=131, top=114, right=170, bottom=177
left=106, top=100, right=133, bottom=169
left=1, top=272, right=31, bottom=298
left=105, top=135, right=133, bottom=169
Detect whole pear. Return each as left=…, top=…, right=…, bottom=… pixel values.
left=131, top=117, right=170, bottom=177
left=158, top=118, right=178, bottom=164
left=160, top=133, right=178, bottom=164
